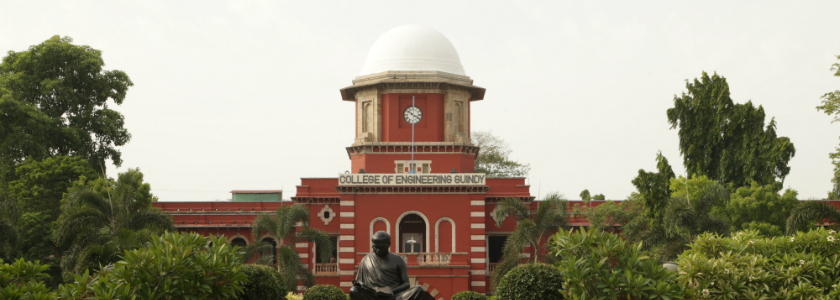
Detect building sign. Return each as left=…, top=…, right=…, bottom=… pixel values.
left=338, top=173, right=486, bottom=186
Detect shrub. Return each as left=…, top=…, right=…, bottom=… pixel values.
left=238, top=264, right=287, bottom=300
left=287, top=291, right=304, bottom=300
left=302, top=284, right=346, bottom=300
left=0, top=258, right=56, bottom=299
left=495, top=263, right=563, bottom=300
left=452, top=290, right=488, bottom=300
left=549, top=228, right=684, bottom=299
left=678, top=228, right=840, bottom=299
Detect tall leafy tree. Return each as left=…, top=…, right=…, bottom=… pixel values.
left=490, top=192, right=568, bottom=290
left=247, top=204, right=332, bottom=292
left=816, top=54, right=840, bottom=199
left=0, top=35, right=133, bottom=175
left=631, top=151, right=676, bottom=221
left=471, top=131, right=530, bottom=177
left=7, top=156, right=99, bottom=217
left=579, top=189, right=591, bottom=201
left=54, top=168, right=172, bottom=276
left=666, top=72, right=795, bottom=188
left=726, top=181, right=798, bottom=235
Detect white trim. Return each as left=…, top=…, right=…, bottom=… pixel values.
left=340, top=282, right=353, bottom=287
left=369, top=217, right=392, bottom=251
left=339, top=247, right=355, bottom=252
left=471, top=223, right=485, bottom=229
left=340, top=200, right=355, bottom=206
left=471, top=200, right=485, bottom=206
left=340, top=223, right=355, bottom=229
left=318, top=205, right=336, bottom=225
left=297, top=286, right=305, bottom=291
left=339, top=258, right=354, bottom=264
left=471, top=247, right=486, bottom=252
left=471, top=281, right=486, bottom=286
left=470, top=270, right=486, bottom=275
left=339, top=236, right=355, bottom=241
left=341, top=212, right=355, bottom=218
left=471, top=235, right=484, bottom=240
left=470, top=258, right=486, bottom=264
left=434, top=217, right=456, bottom=253
left=299, top=253, right=309, bottom=258
left=470, top=211, right=485, bottom=217
left=395, top=211, right=431, bottom=253
left=339, top=270, right=355, bottom=276
left=295, top=242, right=308, bottom=248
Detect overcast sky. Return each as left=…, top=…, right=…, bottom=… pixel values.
left=2, top=1, right=840, bottom=201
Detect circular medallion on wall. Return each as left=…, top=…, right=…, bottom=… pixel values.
left=319, top=205, right=335, bottom=225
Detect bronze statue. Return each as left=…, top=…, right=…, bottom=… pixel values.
left=350, top=231, right=434, bottom=300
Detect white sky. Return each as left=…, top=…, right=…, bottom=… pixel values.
left=2, top=1, right=839, bottom=201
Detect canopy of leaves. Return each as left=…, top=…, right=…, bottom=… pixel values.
left=786, top=200, right=840, bottom=235
left=631, top=151, right=676, bottom=220
left=494, top=263, right=564, bottom=300
left=7, top=155, right=99, bottom=217
left=236, top=264, right=287, bottom=300
left=726, top=181, right=798, bottom=235
left=666, top=72, right=795, bottom=188
left=816, top=55, right=840, bottom=199
left=579, top=189, right=590, bottom=201
left=0, top=35, right=133, bottom=174
left=54, top=168, right=172, bottom=276
left=471, top=131, right=530, bottom=177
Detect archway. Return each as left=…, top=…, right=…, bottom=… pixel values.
left=262, top=237, right=278, bottom=264
left=230, top=237, right=247, bottom=247
left=398, top=213, right=426, bottom=253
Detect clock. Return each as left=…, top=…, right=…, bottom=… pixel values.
left=403, top=105, right=422, bottom=124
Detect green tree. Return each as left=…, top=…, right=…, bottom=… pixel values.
left=592, top=193, right=605, bottom=200
left=471, top=131, right=530, bottom=177
left=666, top=71, right=795, bottom=188
left=489, top=192, right=568, bottom=290
left=631, top=151, right=676, bottom=220
left=816, top=54, right=840, bottom=199
left=786, top=201, right=840, bottom=235
left=0, top=35, right=133, bottom=175
left=247, top=204, right=332, bottom=292
left=726, top=181, right=798, bottom=235
left=54, top=168, right=172, bottom=276
left=579, top=189, right=591, bottom=201
left=7, top=156, right=99, bottom=217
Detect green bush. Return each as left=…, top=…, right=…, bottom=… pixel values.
left=549, top=228, right=684, bottom=299
left=452, top=290, right=488, bottom=300
left=678, top=228, right=840, bottom=299
left=495, top=263, right=563, bottom=300
left=0, top=258, right=56, bottom=300
left=238, top=264, right=287, bottom=300
left=302, top=284, right=345, bottom=300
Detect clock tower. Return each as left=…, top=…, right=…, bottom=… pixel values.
left=340, top=25, right=486, bottom=174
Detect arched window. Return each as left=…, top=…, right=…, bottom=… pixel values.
left=230, top=237, right=247, bottom=247
left=435, top=217, right=456, bottom=253
left=398, top=213, right=427, bottom=253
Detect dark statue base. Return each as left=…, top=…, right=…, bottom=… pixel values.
left=349, top=285, right=435, bottom=300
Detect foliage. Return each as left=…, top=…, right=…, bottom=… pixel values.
left=0, top=35, right=132, bottom=172
left=287, top=292, right=304, bottom=300
left=572, top=199, right=643, bottom=234
left=490, top=193, right=568, bottom=290
left=237, top=264, right=287, bottom=300
left=592, top=193, right=605, bottom=200
left=246, top=204, right=332, bottom=292
left=726, top=181, right=798, bottom=235
left=0, top=198, right=19, bottom=261
left=472, top=131, right=530, bottom=177
left=786, top=200, right=840, bottom=235
left=494, top=263, right=564, bottom=300
left=667, top=71, right=795, bottom=188
left=816, top=55, right=840, bottom=199
left=302, top=284, right=345, bottom=300
left=0, top=258, right=55, bottom=300
left=54, top=168, right=173, bottom=276
left=658, top=178, right=730, bottom=258
left=632, top=151, right=676, bottom=220
left=677, top=228, right=840, bottom=299
left=550, top=228, right=684, bottom=300
left=7, top=156, right=99, bottom=217
left=452, top=290, right=488, bottom=300
left=579, top=189, right=590, bottom=201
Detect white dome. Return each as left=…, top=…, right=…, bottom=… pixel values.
left=360, top=25, right=465, bottom=76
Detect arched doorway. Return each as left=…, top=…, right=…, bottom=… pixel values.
left=231, top=237, right=247, bottom=247
left=262, top=237, right=278, bottom=264
left=399, top=214, right=426, bottom=253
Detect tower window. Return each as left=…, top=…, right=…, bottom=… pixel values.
left=394, top=160, right=432, bottom=174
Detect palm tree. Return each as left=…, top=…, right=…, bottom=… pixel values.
left=246, top=203, right=332, bottom=292
left=489, top=192, right=569, bottom=290
left=54, top=169, right=174, bottom=276
left=786, top=201, right=840, bottom=235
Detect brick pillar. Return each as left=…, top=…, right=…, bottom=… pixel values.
left=338, top=197, right=356, bottom=292
left=295, top=238, right=310, bottom=293
left=469, top=199, right=487, bottom=294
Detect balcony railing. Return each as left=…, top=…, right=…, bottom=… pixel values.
left=315, top=263, right=337, bottom=275
left=489, top=263, right=499, bottom=273
left=395, top=252, right=453, bottom=265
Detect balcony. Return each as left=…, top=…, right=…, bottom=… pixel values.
left=315, top=263, right=338, bottom=275
left=391, top=252, right=467, bottom=266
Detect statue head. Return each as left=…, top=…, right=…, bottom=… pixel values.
left=371, top=231, right=391, bottom=258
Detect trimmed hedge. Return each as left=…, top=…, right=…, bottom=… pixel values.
left=237, top=264, right=287, bottom=300
left=302, top=284, right=346, bottom=300
left=495, top=263, right=563, bottom=300
left=452, top=290, right=488, bottom=300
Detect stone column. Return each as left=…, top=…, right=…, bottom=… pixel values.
left=468, top=199, right=487, bottom=294
left=338, top=196, right=357, bottom=292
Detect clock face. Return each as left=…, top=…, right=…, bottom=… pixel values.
left=403, top=105, right=422, bottom=124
